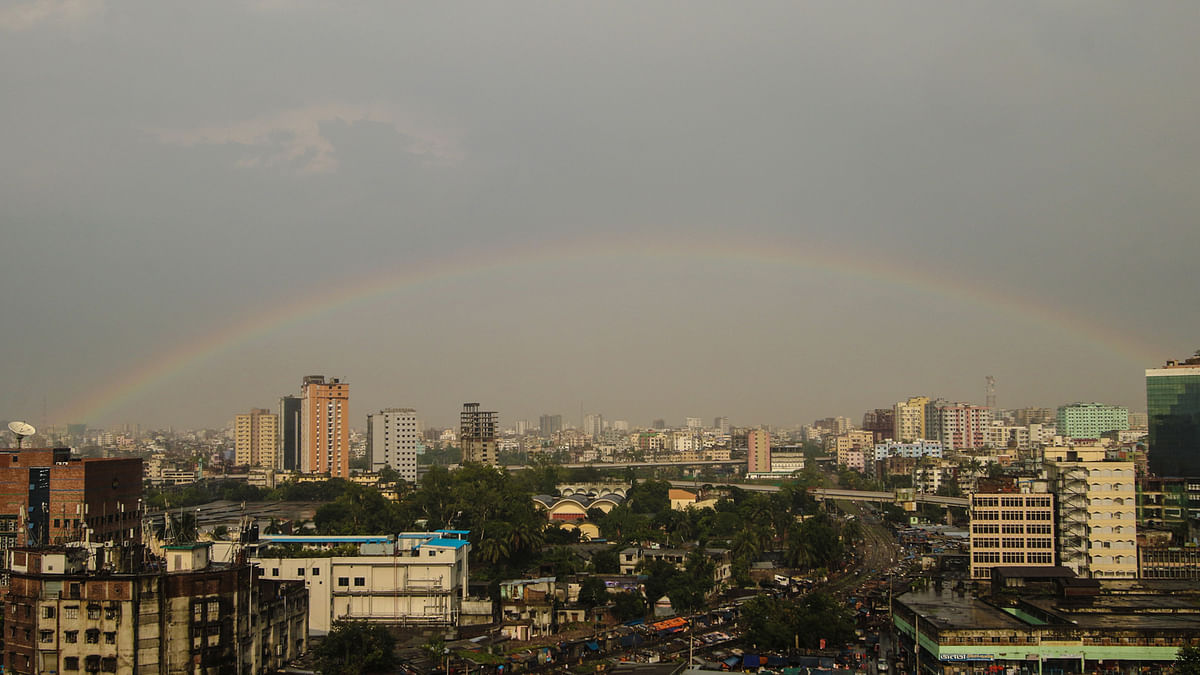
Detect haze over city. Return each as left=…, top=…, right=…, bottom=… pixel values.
left=2, top=1, right=1198, bottom=429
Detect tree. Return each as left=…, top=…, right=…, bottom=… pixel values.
left=590, top=547, right=620, bottom=574
left=314, top=620, right=395, bottom=674
left=1175, top=645, right=1200, bottom=674
left=741, top=592, right=854, bottom=651
left=577, top=576, right=609, bottom=609
left=627, top=480, right=671, bottom=514
left=611, top=591, right=646, bottom=621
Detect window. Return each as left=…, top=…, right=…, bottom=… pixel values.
left=63, top=656, right=79, bottom=671
left=297, top=568, right=305, bottom=576
left=353, top=577, right=365, bottom=587
left=85, top=655, right=100, bottom=672
left=39, top=629, right=53, bottom=643
left=87, top=604, right=101, bottom=620
left=312, top=568, right=319, bottom=576
left=64, top=630, right=78, bottom=643
left=86, top=629, right=100, bottom=644
left=101, top=657, right=117, bottom=673
left=104, top=631, right=116, bottom=644
left=337, top=577, right=349, bottom=587
left=272, top=568, right=279, bottom=577
left=105, top=605, right=119, bottom=620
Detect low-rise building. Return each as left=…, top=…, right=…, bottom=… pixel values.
left=251, top=532, right=470, bottom=635
left=893, top=572, right=1200, bottom=673
left=617, top=547, right=732, bottom=589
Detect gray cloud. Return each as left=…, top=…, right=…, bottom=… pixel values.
left=1, top=1, right=1198, bottom=428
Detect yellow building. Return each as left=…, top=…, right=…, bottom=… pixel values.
left=893, top=396, right=930, bottom=442
left=1044, top=445, right=1138, bottom=579
left=234, top=408, right=279, bottom=469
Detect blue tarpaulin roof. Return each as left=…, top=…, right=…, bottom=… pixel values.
left=585, top=641, right=599, bottom=651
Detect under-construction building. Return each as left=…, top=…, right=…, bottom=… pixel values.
left=460, top=403, right=498, bottom=465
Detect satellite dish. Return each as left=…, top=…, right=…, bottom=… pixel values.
left=8, top=421, right=36, bottom=448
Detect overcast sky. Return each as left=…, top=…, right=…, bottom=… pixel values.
left=2, top=1, right=1198, bottom=430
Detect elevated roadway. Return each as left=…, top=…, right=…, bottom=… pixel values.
left=668, top=480, right=969, bottom=508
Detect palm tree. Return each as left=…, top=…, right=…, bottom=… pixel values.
left=506, top=520, right=544, bottom=557
left=476, top=536, right=510, bottom=565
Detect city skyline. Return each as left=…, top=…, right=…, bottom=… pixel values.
left=2, top=3, right=1198, bottom=429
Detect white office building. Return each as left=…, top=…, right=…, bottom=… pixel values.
left=253, top=532, right=471, bottom=635
left=366, top=408, right=421, bottom=481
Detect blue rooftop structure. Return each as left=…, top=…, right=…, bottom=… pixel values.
left=425, top=538, right=469, bottom=549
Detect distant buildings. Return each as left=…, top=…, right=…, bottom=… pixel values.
left=860, top=408, right=894, bottom=443
left=583, top=414, right=604, bottom=440
left=234, top=407, right=278, bottom=470
left=872, top=440, right=943, bottom=462
left=538, top=414, right=563, bottom=437
left=300, top=375, right=350, bottom=478
left=366, top=408, right=421, bottom=481
left=1146, top=356, right=1200, bottom=477
left=461, top=403, right=498, bottom=465
left=1056, top=402, right=1129, bottom=439
left=925, top=400, right=992, bottom=451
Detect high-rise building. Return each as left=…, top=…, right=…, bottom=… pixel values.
left=301, top=375, right=350, bottom=478
left=279, top=395, right=302, bottom=472
left=969, top=491, right=1056, bottom=580
left=538, top=414, right=563, bottom=437
left=366, top=408, right=421, bottom=481
left=583, top=414, right=604, bottom=440
left=747, top=429, right=771, bottom=474
left=1044, top=445, right=1138, bottom=579
left=713, top=416, right=729, bottom=435
left=814, top=416, right=852, bottom=435
left=685, top=417, right=703, bottom=430
left=461, top=403, right=498, bottom=465
left=1056, top=403, right=1129, bottom=439
left=893, top=396, right=930, bottom=442
left=926, top=400, right=993, bottom=451
left=1147, top=356, right=1200, bottom=477
left=861, top=408, right=894, bottom=443
left=234, top=408, right=279, bottom=469
left=1013, top=407, right=1055, bottom=427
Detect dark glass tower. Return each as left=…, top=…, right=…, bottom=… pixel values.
left=1147, top=358, right=1200, bottom=477
left=279, top=395, right=302, bottom=472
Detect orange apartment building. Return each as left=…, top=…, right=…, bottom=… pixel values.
left=301, top=376, right=350, bottom=478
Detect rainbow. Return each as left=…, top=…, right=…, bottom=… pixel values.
left=58, top=233, right=1165, bottom=424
